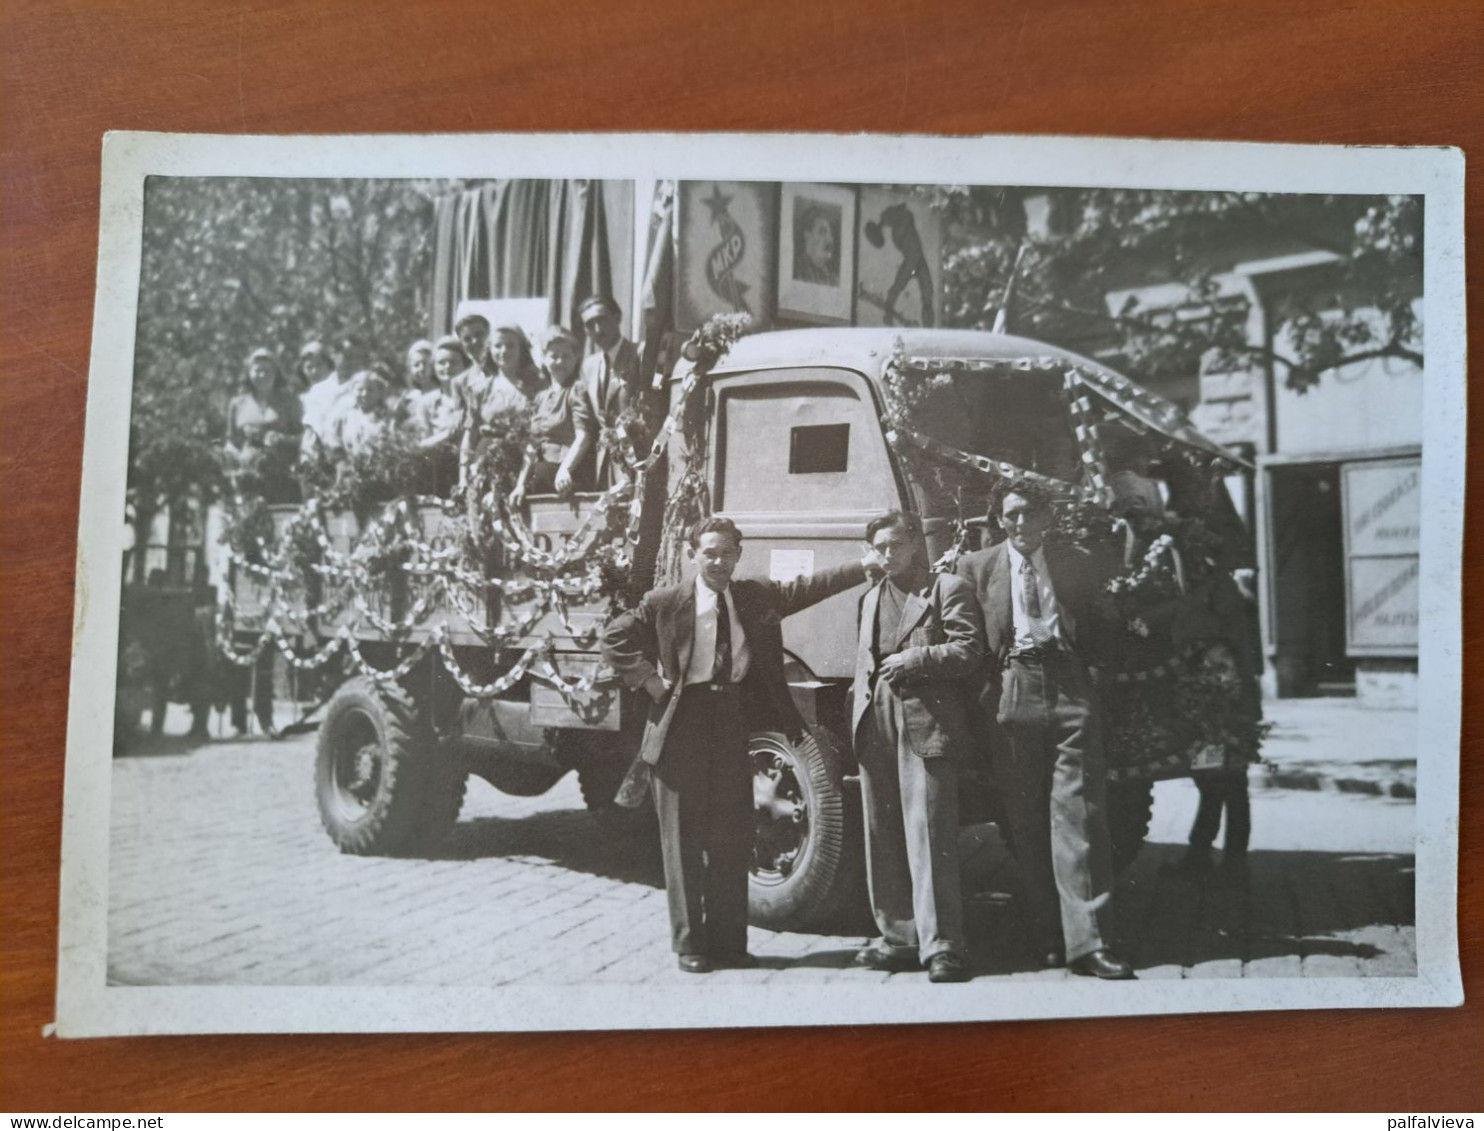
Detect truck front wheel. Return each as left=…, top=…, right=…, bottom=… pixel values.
left=315, top=677, right=466, bottom=856
left=747, top=727, right=864, bottom=932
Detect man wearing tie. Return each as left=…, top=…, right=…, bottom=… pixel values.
left=573, top=294, right=656, bottom=488
left=602, top=517, right=870, bottom=973
left=955, top=478, right=1136, bottom=980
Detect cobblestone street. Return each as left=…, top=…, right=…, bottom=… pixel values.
left=107, top=711, right=1417, bottom=988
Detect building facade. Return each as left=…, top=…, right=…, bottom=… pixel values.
left=1115, top=253, right=1423, bottom=708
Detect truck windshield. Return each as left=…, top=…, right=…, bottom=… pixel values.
left=910, top=369, right=1084, bottom=485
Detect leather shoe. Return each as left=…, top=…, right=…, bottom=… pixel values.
left=714, top=952, right=758, bottom=969
left=854, top=943, right=916, bottom=972
left=1068, top=948, right=1135, bottom=980
left=927, top=953, right=971, bottom=983
left=677, top=954, right=713, bottom=974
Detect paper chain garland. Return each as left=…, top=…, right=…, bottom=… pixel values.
left=217, top=496, right=618, bottom=714
left=884, top=344, right=1214, bottom=688
left=218, top=318, right=752, bottom=711
left=894, top=352, right=1235, bottom=465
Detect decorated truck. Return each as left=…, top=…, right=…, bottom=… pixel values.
left=220, top=323, right=1264, bottom=931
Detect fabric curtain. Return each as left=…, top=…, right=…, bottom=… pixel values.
left=429, top=179, right=622, bottom=339
left=546, top=179, right=610, bottom=332
left=486, top=180, right=549, bottom=300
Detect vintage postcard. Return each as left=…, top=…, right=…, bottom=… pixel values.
left=56, top=132, right=1466, bottom=1036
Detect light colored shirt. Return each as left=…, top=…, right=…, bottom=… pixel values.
left=410, top=387, right=462, bottom=438
left=300, top=372, right=356, bottom=446
left=1006, top=542, right=1067, bottom=650
left=465, top=372, right=535, bottom=432
left=334, top=406, right=389, bottom=456
left=683, top=576, right=751, bottom=686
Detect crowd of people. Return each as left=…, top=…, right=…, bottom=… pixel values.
left=222, top=294, right=659, bottom=506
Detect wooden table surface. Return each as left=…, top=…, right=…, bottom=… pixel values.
left=2, top=0, right=1479, bottom=1112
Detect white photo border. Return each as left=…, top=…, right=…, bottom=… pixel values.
left=56, top=131, right=1467, bottom=1036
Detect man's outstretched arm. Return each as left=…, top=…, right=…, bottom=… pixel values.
left=771, top=558, right=873, bottom=619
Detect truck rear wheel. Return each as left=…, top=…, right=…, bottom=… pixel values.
left=315, top=677, right=465, bottom=856
left=577, top=750, right=657, bottom=838
left=748, top=727, right=864, bottom=933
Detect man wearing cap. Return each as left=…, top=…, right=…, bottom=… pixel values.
left=572, top=295, right=655, bottom=488
left=954, top=477, right=1135, bottom=980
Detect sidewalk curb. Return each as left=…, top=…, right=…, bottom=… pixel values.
left=1257, top=761, right=1416, bottom=799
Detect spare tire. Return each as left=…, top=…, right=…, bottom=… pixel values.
left=747, top=726, right=864, bottom=933
left=315, top=677, right=464, bottom=856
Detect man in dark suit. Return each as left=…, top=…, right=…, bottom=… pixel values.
left=851, top=511, right=984, bottom=983
left=955, top=478, right=1135, bottom=980
left=572, top=294, right=658, bottom=489
left=602, top=517, right=869, bottom=973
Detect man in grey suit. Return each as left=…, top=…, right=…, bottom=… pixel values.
left=602, top=517, right=870, bottom=973
left=955, top=478, right=1135, bottom=980
left=851, top=511, right=984, bottom=983
left=573, top=294, right=658, bottom=489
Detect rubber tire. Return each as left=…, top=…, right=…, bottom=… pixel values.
left=315, top=677, right=465, bottom=856
left=1108, top=778, right=1155, bottom=874
left=577, top=748, right=658, bottom=839
left=747, top=726, right=865, bottom=933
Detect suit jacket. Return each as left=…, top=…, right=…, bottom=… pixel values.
left=954, top=540, right=1117, bottom=720
left=850, top=572, right=984, bottom=759
left=573, top=338, right=657, bottom=483
left=602, top=562, right=867, bottom=766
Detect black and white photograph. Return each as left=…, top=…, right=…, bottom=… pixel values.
left=856, top=185, right=942, bottom=329
left=779, top=180, right=857, bottom=324
left=55, top=132, right=1465, bottom=1036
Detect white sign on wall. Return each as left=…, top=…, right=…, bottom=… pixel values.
left=1342, top=456, right=1421, bottom=655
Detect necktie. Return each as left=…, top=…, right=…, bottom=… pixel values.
left=1022, top=560, right=1051, bottom=647
left=599, top=352, right=611, bottom=413
left=713, top=591, right=733, bottom=684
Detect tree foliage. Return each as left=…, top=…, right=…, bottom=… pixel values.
left=932, top=188, right=1422, bottom=393
left=129, top=177, right=447, bottom=526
